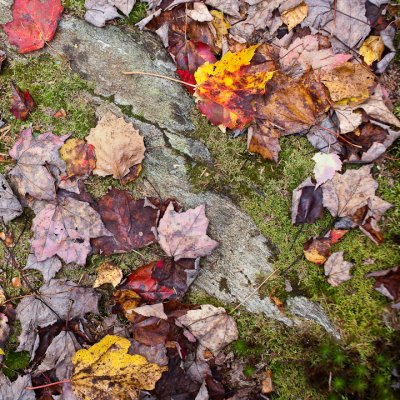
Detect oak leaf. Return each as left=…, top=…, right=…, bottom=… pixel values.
left=2, top=0, right=64, bottom=54
left=194, top=45, right=275, bottom=129
left=71, top=335, right=167, bottom=400
left=91, top=189, right=159, bottom=255
left=0, top=173, right=22, bottom=224
left=176, top=304, right=238, bottom=355
left=324, top=252, right=353, bottom=287
left=32, top=196, right=109, bottom=265
left=86, top=112, right=145, bottom=179
left=93, top=262, right=123, bottom=288
left=312, top=152, right=342, bottom=188
left=10, top=82, right=35, bottom=120
left=157, top=203, right=218, bottom=260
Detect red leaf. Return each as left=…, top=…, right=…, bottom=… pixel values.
left=2, top=0, right=64, bottom=54
left=177, top=70, right=196, bottom=95
left=10, top=82, right=35, bottom=120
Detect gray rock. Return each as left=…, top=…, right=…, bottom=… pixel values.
left=0, top=0, right=12, bottom=25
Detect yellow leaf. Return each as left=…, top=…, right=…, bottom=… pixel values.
left=93, top=262, right=123, bottom=288
left=0, top=348, right=5, bottom=356
left=71, top=335, right=167, bottom=400
left=304, top=248, right=328, bottom=265
left=281, top=2, right=308, bottom=31
left=359, top=35, right=384, bottom=66
left=114, top=290, right=142, bottom=322
left=211, top=10, right=230, bottom=50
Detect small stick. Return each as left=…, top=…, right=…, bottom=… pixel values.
left=26, top=379, right=71, bottom=390
left=122, top=71, right=197, bottom=87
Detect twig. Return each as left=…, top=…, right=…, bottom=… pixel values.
left=122, top=71, right=197, bottom=87
left=26, top=379, right=71, bottom=390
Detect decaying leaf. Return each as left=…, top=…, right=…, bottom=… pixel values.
left=312, top=152, right=342, bottom=188
left=0, top=173, right=22, bottom=224
left=367, top=266, right=400, bottom=308
left=16, top=279, right=99, bottom=353
left=60, top=138, right=96, bottom=178
left=0, top=373, right=35, bottom=400
left=86, top=112, right=145, bottom=179
left=114, top=289, right=142, bottom=322
left=91, top=189, right=158, bottom=255
left=194, top=45, right=274, bottom=129
left=291, top=177, right=324, bottom=225
left=2, top=0, right=64, bottom=53
left=281, top=1, right=308, bottom=31
left=93, top=262, right=123, bottom=288
left=71, top=335, right=167, bottom=400
left=10, top=82, right=35, bottom=121
left=157, top=203, right=218, bottom=260
left=360, top=36, right=385, bottom=65
left=24, top=253, right=62, bottom=282
left=32, top=196, right=109, bottom=265
left=8, top=128, right=68, bottom=201
left=84, top=0, right=136, bottom=27
left=186, top=2, right=213, bottom=22
left=134, top=303, right=168, bottom=320
left=303, top=237, right=331, bottom=265
left=177, top=304, right=238, bottom=355
left=324, top=252, right=353, bottom=287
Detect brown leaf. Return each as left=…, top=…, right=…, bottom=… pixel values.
left=324, top=252, right=353, bottom=287
left=91, top=189, right=159, bottom=255
left=10, top=82, right=35, bottom=120
left=86, top=112, right=145, bottom=179
left=367, top=266, right=400, bottom=308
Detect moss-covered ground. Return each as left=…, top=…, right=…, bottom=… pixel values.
left=1, top=11, right=400, bottom=400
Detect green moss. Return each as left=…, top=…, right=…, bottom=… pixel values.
left=62, top=0, right=85, bottom=15
left=2, top=350, right=30, bottom=380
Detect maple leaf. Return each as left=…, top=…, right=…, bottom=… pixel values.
left=157, top=203, right=218, bottom=260
left=91, top=189, right=158, bottom=255
left=71, top=335, right=167, bottom=400
left=86, top=112, right=145, bottom=180
left=16, top=279, right=99, bottom=353
left=324, top=252, right=353, bottom=287
left=176, top=304, right=238, bottom=355
left=194, top=45, right=275, bottom=129
left=24, top=253, right=62, bottom=282
left=59, top=138, right=96, bottom=178
left=93, top=262, right=123, bottom=288
left=9, top=82, right=35, bottom=121
left=32, top=196, right=109, bottom=265
left=2, top=0, right=64, bottom=54
left=312, top=153, right=342, bottom=188
left=367, top=266, right=400, bottom=308
left=0, top=373, right=35, bottom=400
left=0, top=173, right=22, bottom=224
left=8, top=128, right=68, bottom=201
left=291, top=177, right=324, bottom=225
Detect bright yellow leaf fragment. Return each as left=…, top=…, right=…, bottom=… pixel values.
left=93, top=262, right=123, bottom=288
left=281, top=2, right=308, bottom=31
left=71, top=335, right=167, bottom=400
left=359, top=35, right=384, bottom=65
left=211, top=10, right=230, bottom=50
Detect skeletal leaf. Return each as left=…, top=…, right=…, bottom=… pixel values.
left=281, top=1, right=308, bottom=31
left=157, top=203, right=218, bottom=260
left=0, top=373, right=35, bottom=400
left=24, top=253, right=62, bottom=282
left=177, top=304, right=238, bottom=355
left=312, top=153, right=342, bottom=188
left=324, top=252, right=353, bottom=287
left=86, top=112, right=145, bottom=179
left=60, top=138, right=96, bottom=178
left=32, top=196, right=109, bottom=265
left=360, top=36, right=384, bottom=66
left=0, top=174, right=22, bottom=224
left=71, top=335, right=167, bottom=400
left=93, top=262, right=123, bottom=288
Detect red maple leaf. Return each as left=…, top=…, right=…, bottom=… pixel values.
left=177, top=70, right=196, bottom=95
left=2, top=0, right=64, bottom=54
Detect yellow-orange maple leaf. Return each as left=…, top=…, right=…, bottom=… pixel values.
left=71, top=335, right=167, bottom=400
left=194, top=45, right=274, bottom=129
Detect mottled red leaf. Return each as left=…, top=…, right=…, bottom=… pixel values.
left=10, top=82, right=35, bottom=121
left=2, top=0, right=64, bottom=54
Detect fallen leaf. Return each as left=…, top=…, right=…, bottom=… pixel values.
left=322, top=166, right=377, bottom=218
left=0, top=313, right=10, bottom=359
left=71, top=335, right=167, bottom=399
left=177, top=304, right=238, bottom=355
left=114, top=290, right=142, bottom=322
left=291, top=177, right=324, bottom=225
left=16, top=279, right=99, bottom=353
left=8, top=128, right=68, bottom=201
left=186, top=3, right=213, bottom=22
left=131, top=314, right=170, bottom=346
left=261, top=369, right=274, bottom=394
left=10, top=82, right=35, bottom=121
left=210, top=10, right=230, bottom=50
left=84, top=0, right=136, bottom=27
left=91, top=189, right=158, bottom=255
left=134, top=303, right=168, bottom=320
left=303, top=237, right=331, bottom=265
left=335, top=107, right=363, bottom=134
left=0, top=173, right=23, bottom=224
left=281, top=1, right=308, bottom=31
left=320, top=62, right=375, bottom=105
left=11, top=276, right=21, bottom=287
left=53, top=108, right=67, bottom=118
left=360, top=36, right=385, bottom=65
left=86, top=112, right=145, bottom=179
left=157, top=203, right=218, bottom=260
left=0, top=373, right=35, bottom=400
left=194, top=45, right=275, bottom=129
left=307, top=116, right=344, bottom=155
left=324, top=252, right=353, bottom=286
left=312, top=152, right=342, bottom=188
left=129, top=339, right=168, bottom=367
left=24, top=253, right=62, bottom=282
left=367, top=266, right=400, bottom=308
left=93, top=262, right=123, bottom=288
left=2, top=0, right=64, bottom=53
left=32, top=196, right=109, bottom=265
left=59, top=138, right=96, bottom=178
left=205, top=0, right=240, bottom=18
left=120, top=163, right=142, bottom=185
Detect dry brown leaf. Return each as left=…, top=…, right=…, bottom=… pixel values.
left=324, top=252, right=353, bottom=287
left=281, top=1, right=308, bottom=31
left=86, top=112, right=145, bottom=179
left=93, top=262, right=123, bottom=288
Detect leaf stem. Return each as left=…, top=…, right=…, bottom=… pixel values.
left=26, top=379, right=71, bottom=390
left=122, top=71, right=197, bottom=88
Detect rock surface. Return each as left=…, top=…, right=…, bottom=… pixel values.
left=0, top=5, right=339, bottom=336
